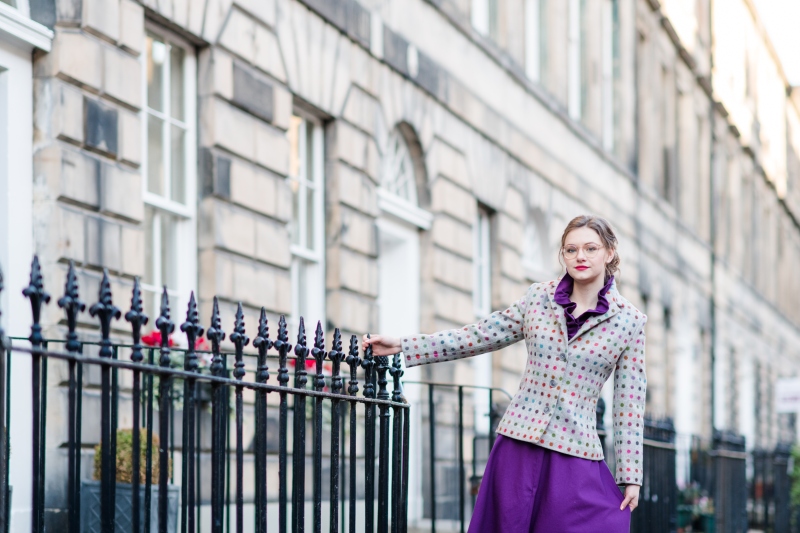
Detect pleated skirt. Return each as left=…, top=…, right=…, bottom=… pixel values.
left=467, top=435, right=631, bottom=533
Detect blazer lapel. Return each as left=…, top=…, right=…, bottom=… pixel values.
left=546, top=278, right=570, bottom=346
left=571, top=285, right=621, bottom=341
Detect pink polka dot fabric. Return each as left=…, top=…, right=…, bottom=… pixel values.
left=402, top=278, right=647, bottom=486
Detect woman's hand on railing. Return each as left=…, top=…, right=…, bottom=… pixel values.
left=361, top=334, right=402, bottom=356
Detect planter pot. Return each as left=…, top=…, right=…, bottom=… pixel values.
left=80, top=480, right=179, bottom=533
left=700, top=513, right=715, bottom=532
left=676, top=505, right=694, bottom=528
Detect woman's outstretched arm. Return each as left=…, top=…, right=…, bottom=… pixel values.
left=364, top=287, right=531, bottom=368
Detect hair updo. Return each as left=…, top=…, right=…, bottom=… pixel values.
left=559, top=215, right=620, bottom=280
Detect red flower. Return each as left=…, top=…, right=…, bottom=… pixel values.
left=196, top=337, right=210, bottom=351
left=141, top=330, right=175, bottom=347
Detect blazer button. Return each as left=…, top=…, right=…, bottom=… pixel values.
left=543, top=406, right=550, bottom=413
left=550, top=379, right=557, bottom=387
left=559, top=354, right=567, bottom=361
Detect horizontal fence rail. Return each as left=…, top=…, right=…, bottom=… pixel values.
left=0, top=257, right=410, bottom=533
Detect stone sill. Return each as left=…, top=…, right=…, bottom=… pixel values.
left=0, top=1, right=52, bottom=52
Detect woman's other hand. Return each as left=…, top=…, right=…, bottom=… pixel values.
left=361, top=334, right=402, bottom=356
left=620, top=484, right=640, bottom=511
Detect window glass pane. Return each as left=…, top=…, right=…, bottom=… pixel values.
left=290, top=179, right=301, bottom=246
left=296, top=259, right=308, bottom=319
left=147, top=35, right=166, bottom=112
left=160, top=213, right=178, bottom=290
left=170, top=125, right=186, bottom=203
left=170, top=45, right=185, bottom=121
left=145, top=207, right=156, bottom=285
left=147, top=115, right=165, bottom=195
left=288, top=116, right=302, bottom=179
left=305, top=186, right=315, bottom=251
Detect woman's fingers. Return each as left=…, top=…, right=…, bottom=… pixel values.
left=619, top=494, right=638, bottom=511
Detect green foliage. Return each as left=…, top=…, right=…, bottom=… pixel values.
left=93, top=428, right=171, bottom=484
left=791, top=445, right=800, bottom=507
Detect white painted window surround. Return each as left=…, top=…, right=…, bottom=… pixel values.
left=288, top=113, right=325, bottom=329
left=0, top=5, right=51, bottom=532
left=473, top=208, right=493, bottom=434
left=568, top=0, right=581, bottom=120
left=141, top=27, right=197, bottom=321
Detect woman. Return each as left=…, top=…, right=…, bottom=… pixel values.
left=364, top=215, right=646, bottom=532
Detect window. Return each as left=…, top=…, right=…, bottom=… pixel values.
left=472, top=0, right=499, bottom=40
left=381, top=130, right=417, bottom=205
left=288, top=114, right=325, bottom=326
left=525, top=0, right=548, bottom=84
left=602, top=0, right=619, bottom=151
left=522, top=210, right=549, bottom=282
left=473, top=208, right=492, bottom=318
left=142, top=29, right=197, bottom=319
left=567, top=0, right=581, bottom=120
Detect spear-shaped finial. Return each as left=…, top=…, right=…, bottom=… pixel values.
left=311, top=321, right=327, bottom=391
left=207, top=296, right=226, bottom=377
left=361, top=333, right=375, bottom=399
left=329, top=328, right=345, bottom=395
left=180, top=292, right=204, bottom=372
left=294, top=317, right=308, bottom=389
left=230, top=303, right=249, bottom=381
left=275, top=315, right=291, bottom=387
left=346, top=335, right=361, bottom=396
left=125, top=278, right=149, bottom=364
left=89, top=269, right=120, bottom=358
left=23, top=256, right=51, bottom=347
left=155, top=287, right=175, bottom=367
left=253, top=308, right=272, bottom=384
left=58, top=261, right=85, bottom=354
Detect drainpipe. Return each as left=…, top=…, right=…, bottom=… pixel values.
left=708, top=0, right=718, bottom=439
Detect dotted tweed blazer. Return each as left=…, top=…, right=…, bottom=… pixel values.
left=402, top=278, right=647, bottom=485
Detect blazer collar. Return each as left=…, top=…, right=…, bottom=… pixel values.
left=547, top=276, right=622, bottom=343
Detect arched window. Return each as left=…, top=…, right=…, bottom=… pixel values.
left=378, top=126, right=432, bottom=230
left=381, top=130, right=418, bottom=205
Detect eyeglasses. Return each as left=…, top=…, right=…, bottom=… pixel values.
left=562, top=244, right=604, bottom=259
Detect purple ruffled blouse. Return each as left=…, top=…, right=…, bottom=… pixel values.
left=554, top=273, right=615, bottom=340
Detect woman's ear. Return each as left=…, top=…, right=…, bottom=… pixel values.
left=606, top=250, right=615, bottom=264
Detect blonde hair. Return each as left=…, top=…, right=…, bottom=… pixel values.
left=559, top=215, right=620, bottom=280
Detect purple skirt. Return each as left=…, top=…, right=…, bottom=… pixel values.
left=468, top=435, right=631, bottom=533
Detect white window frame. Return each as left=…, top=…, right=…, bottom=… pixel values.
left=602, top=0, right=614, bottom=151
left=289, top=112, right=326, bottom=328
left=524, top=0, right=542, bottom=82
left=473, top=208, right=492, bottom=318
left=568, top=0, right=581, bottom=120
left=140, top=26, right=197, bottom=320
left=472, top=0, right=498, bottom=39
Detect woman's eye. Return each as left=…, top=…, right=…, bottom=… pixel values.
left=587, top=247, right=598, bottom=253
left=566, top=248, right=577, bottom=254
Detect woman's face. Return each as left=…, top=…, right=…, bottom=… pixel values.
left=562, top=227, right=613, bottom=283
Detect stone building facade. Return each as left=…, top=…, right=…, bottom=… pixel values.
left=2, top=0, right=800, bottom=528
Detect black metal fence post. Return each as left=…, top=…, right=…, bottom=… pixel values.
left=89, top=270, right=120, bottom=533
left=292, top=318, right=309, bottom=533
left=180, top=293, right=202, bottom=533
left=126, top=279, right=148, bottom=533
left=207, top=297, right=226, bottom=533
left=310, top=323, right=326, bottom=533
left=23, top=256, right=49, bottom=533
left=328, top=330, right=344, bottom=533
left=58, top=262, right=85, bottom=533
left=230, top=303, right=249, bottom=533
left=362, top=337, right=376, bottom=533
left=345, top=336, right=361, bottom=533
left=252, top=308, right=272, bottom=533
left=274, top=316, right=292, bottom=533
left=155, top=288, right=175, bottom=533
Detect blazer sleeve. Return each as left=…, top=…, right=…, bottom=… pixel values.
left=612, top=316, right=647, bottom=486
left=401, top=289, right=530, bottom=368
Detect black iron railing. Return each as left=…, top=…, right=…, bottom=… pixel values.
left=0, top=257, right=410, bottom=533
left=750, top=444, right=793, bottom=533
left=631, top=417, right=678, bottom=533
